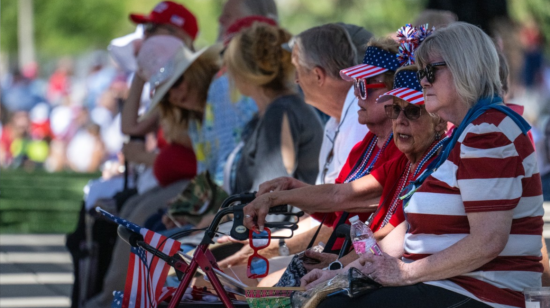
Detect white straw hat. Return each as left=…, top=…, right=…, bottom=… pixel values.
left=148, top=45, right=210, bottom=110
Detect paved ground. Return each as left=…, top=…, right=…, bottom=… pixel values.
left=1, top=204, right=550, bottom=307
left=0, top=235, right=72, bottom=308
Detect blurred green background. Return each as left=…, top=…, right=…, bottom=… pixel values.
left=0, top=169, right=99, bottom=233
left=1, top=0, right=549, bottom=58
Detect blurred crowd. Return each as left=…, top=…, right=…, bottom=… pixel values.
left=0, top=53, right=128, bottom=172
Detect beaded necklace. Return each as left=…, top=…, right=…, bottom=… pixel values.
left=379, top=136, right=448, bottom=228
left=345, top=133, right=394, bottom=183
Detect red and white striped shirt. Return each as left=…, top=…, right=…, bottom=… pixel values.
left=404, top=109, right=544, bottom=308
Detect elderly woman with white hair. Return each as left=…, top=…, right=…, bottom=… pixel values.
left=303, top=22, right=544, bottom=308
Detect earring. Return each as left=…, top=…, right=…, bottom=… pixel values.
left=435, top=131, right=441, bottom=140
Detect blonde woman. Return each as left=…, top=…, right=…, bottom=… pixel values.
left=223, top=22, right=323, bottom=193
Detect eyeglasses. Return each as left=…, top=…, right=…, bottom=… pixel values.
left=354, top=79, right=386, bottom=100
left=416, top=62, right=446, bottom=84
left=247, top=228, right=271, bottom=279
left=384, top=104, right=423, bottom=120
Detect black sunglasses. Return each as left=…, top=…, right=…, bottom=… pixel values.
left=384, top=104, right=423, bottom=120
left=416, top=61, right=446, bottom=84
left=354, top=79, right=386, bottom=100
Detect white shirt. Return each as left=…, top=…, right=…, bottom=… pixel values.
left=315, top=86, right=369, bottom=185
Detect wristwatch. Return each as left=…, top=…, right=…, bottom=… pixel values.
left=279, top=239, right=290, bottom=256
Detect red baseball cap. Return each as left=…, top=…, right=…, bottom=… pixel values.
left=129, top=1, right=199, bottom=41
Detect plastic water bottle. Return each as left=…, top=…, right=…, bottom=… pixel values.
left=349, top=215, right=382, bottom=256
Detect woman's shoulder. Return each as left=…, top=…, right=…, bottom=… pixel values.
left=461, top=109, right=524, bottom=143
left=267, top=94, right=319, bottom=120
left=270, top=93, right=306, bottom=108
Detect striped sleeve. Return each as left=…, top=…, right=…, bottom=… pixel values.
left=454, top=112, right=534, bottom=212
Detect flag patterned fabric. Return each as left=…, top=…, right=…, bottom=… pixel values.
left=377, top=70, right=424, bottom=105
left=97, top=208, right=181, bottom=308
left=340, top=46, right=400, bottom=81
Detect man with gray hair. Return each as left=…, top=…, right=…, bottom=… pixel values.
left=218, top=24, right=372, bottom=277
left=292, top=23, right=371, bottom=186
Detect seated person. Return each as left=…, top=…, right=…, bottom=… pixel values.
left=88, top=38, right=220, bottom=308
left=222, top=22, right=324, bottom=193
left=302, top=22, right=543, bottom=308
left=219, top=35, right=405, bottom=274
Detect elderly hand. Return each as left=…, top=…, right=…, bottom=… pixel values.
left=300, top=268, right=344, bottom=290
left=257, top=176, right=307, bottom=196
left=242, top=193, right=274, bottom=232
left=302, top=250, right=338, bottom=272
left=355, top=252, right=413, bottom=286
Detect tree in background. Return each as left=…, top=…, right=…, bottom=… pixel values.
left=0, top=0, right=548, bottom=65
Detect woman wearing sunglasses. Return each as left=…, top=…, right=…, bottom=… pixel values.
left=303, top=22, right=543, bottom=308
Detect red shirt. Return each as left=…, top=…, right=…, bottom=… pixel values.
left=369, top=141, right=440, bottom=232
left=153, top=143, right=197, bottom=187
left=311, top=132, right=404, bottom=249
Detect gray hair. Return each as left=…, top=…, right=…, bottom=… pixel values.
left=415, top=22, right=501, bottom=106
left=294, top=23, right=357, bottom=79
left=241, top=0, right=278, bottom=21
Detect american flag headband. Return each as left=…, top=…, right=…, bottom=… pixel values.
left=362, top=46, right=401, bottom=73
left=392, top=70, right=422, bottom=92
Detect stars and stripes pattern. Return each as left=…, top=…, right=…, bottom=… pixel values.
left=97, top=208, right=181, bottom=308
left=377, top=70, right=424, bottom=105
left=340, top=46, right=400, bottom=81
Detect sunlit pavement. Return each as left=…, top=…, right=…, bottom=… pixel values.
left=1, top=203, right=550, bottom=307
left=0, top=235, right=72, bottom=308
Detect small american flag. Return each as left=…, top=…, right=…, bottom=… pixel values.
left=97, top=208, right=181, bottom=308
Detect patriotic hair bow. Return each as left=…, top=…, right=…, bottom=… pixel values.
left=396, top=23, right=434, bottom=66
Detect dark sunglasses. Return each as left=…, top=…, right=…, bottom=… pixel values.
left=247, top=228, right=271, bottom=279
left=354, top=79, right=386, bottom=100
left=384, top=104, right=423, bottom=120
left=416, top=62, right=446, bottom=84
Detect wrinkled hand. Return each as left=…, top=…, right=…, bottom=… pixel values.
left=300, top=268, right=344, bottom=290
left=242, top=193, right=274, bottom=232
left=257, top=177, right=306, bottom=196
left=355, top=252, right=412, bottom=286
left=217, top=244, right=254, bottom=268
left=122, top=141, right=146, bottom=163
left=302, top=250, right=338, bottom=272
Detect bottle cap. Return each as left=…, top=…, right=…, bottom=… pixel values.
left=349, top=215, right=360, bottom=223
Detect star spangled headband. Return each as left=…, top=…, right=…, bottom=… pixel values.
left=340, top=46, right=400, bottom=81
left=377, top=70, right=424, bottom=105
